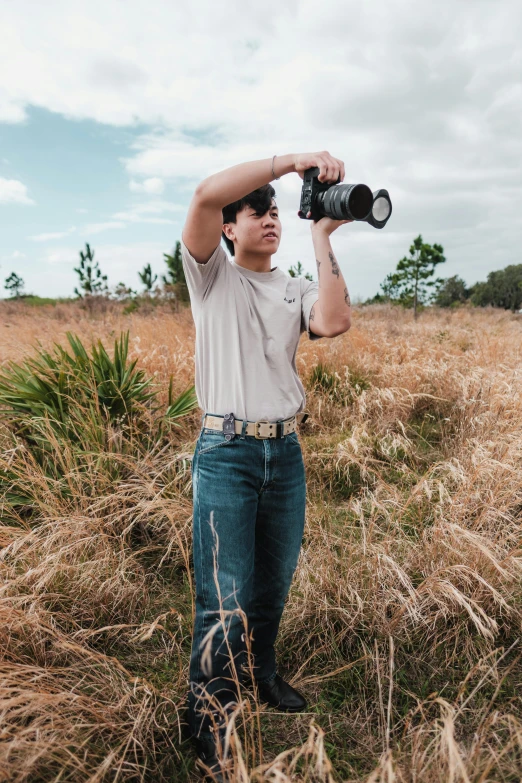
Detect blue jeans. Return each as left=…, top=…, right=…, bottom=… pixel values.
left=186, top=413, right=307, bottom=739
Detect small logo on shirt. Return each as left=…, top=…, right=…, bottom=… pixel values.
left=284, top=297, right=296, bottom=303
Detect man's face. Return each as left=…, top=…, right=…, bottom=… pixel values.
left=223, top=200, right=281, bottom=255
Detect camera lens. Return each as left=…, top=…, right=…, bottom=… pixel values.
left=318, top=183, right=373, bottom=221
left=348, top=185, right=373, bottom=220
left=372, top=196, right=390, bottom=222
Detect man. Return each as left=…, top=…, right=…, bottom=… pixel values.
left=181, top=151, right=352, bottom=780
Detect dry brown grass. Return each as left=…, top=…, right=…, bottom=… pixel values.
left=1, top=299, right=522, bottom=781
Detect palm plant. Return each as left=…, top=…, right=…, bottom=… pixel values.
left=0, top=332, right=155, bottom=425
left=0, top=331, right=198, bottom=507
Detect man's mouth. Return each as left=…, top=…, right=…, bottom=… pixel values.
left=263, top=233, right=277, bottom=239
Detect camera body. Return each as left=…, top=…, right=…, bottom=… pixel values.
left=298, top=167, right=392, bottom=229
left=298, top=166, right=342, bottom=222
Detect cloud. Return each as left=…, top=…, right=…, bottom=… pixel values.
left=0, top=94, right=26, bottom=124
left=29, top=226, right=76, bottom=242
left=129, top=177, right=165, bottom=194
left=32, top=204, right=182, bottom=253
left=111, top=199, right=184, bottom=224
left=88, top=57, right=148, bottom=90
left=0, top=177, right=35, bottom=205
left=45, top=249, right=77, bottom=266
left=81, top=221, right=126, bottom=235
left=1, top=250, right=26, bottom=261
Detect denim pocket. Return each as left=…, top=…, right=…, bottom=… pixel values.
left=198, top=429, right=238, bottom=455
left=285, top=431, right=300, bottom=444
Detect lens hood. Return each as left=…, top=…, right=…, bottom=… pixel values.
left=366, top=189, right=392, bottom=229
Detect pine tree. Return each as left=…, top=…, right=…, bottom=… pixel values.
left=4, top=272, right=25, bottom=298
left=379, top=272, right=403, bottom=302
left=74, top=243, right=108, bottom=298
left=138, top=263, right=158, bottom=294
left=288, top=260, right=313, bottom=281
left=163, top=241, right=189, bottom=302
left=380, top=235, right=446, bottom=319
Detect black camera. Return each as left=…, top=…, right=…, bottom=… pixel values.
left=298, top=167, right=392, bottom=229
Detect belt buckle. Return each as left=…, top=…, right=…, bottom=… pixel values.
left=254, top=419, right=271, bottom=439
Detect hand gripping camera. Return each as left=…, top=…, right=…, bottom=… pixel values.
left=298, top=166, right=392, bottom=229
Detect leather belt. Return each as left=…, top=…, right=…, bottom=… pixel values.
left=202, top=411, right=309, bottom=439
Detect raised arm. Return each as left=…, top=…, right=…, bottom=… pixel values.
left=182, top=155, right=293, bottom=265
left=182, top=151, right=345, bottom=264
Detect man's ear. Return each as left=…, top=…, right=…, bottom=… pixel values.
left=222, top=223, right=235, bottom=241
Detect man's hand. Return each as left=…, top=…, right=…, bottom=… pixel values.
left=309, top=215, right=353, bottom=236
left=294, top=151, right=345, bottom=182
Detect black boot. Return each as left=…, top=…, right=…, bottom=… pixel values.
left=193, top=726, right=230, bottom=782
left=252, top=673, right=308, bottom=712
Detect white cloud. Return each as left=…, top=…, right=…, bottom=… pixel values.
left=75, top=207, right=88, bottom=214
left=111, top=199, right=184, bottom=224
left=29, top=226, right=76, bottom=242
left=0, top=177, right=35, bottom=205
left=1, top=250, right=26, bottom=261
left=129, top=177, right=165, bottom=194
left=81, top=221, right=126, bottom=235
left=0, top=94, right=26, bottom=124
left=45, top=249, right=77, bottom=266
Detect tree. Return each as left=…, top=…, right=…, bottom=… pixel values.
left=288, top=261, right=313, bottom=281
left=4, top=272, right=25, bottom=298
left=138, top=263, right=158, bottom=294
left=469, top=265, right=522, bottom=312
left=434, top=275, right=470, bottom=307
left=74, top=243, right=108, bottom=298
left=113, top=282, right=137, bottom=301
left=163, top=241, right=189, bottom=303
left=379, top=235, right=446, bottom=319
left=379, top=272, right=404, bottom=302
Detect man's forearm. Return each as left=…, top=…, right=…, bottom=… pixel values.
left=312, top=230, right=351, bottom=331
left=196, top=154, right=295, bottom=208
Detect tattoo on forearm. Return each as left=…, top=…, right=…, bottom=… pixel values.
left=316, top=258, right=321, bottom=284
left=344, top=286, right=351, bottom=307
left=329, top=251, right=340, bottom=278
left=309, top=304, right=315, bottom=322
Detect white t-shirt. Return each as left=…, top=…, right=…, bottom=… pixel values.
left=181, top=238, right=323, bottom=422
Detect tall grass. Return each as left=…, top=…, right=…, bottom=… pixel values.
left=0, top=299, right=521, bottom=780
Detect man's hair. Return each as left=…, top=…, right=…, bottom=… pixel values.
left=221, top=183, right=277, bottom=256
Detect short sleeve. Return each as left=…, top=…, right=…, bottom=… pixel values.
left=300, top=277, right=324, bottom=341
left=180, top=236, right=227, bottom=303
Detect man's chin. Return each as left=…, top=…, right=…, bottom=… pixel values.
left=258, top=241, right=279, bottom=253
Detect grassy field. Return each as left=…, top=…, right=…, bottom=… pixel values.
left=1, top=298, right=521, bottom=782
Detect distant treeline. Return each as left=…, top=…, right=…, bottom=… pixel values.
left=4, top=235, right=522, bottom=314
left=371, top=265, right=522, bottom=314
left=367, top=235, right=522, bottom=314
left=433, top=267, right=522, bottom=312
left=2, top=241, right=311, bottom=308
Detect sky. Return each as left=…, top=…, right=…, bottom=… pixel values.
left=1, top=0, right=521, bottom=301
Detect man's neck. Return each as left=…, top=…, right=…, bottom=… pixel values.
left=234, top=250, right=277, bottom=273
